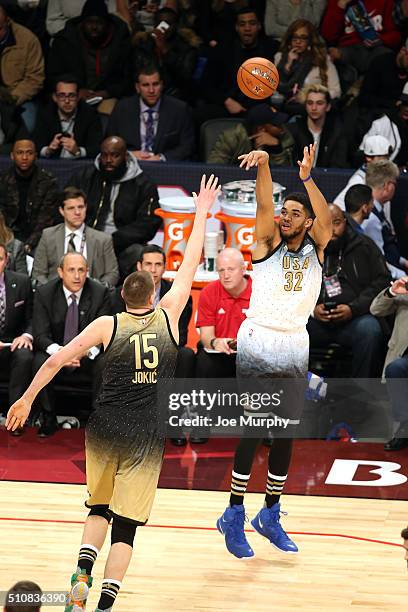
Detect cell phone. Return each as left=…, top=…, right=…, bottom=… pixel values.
left=323, top=301, right=337, bottom=311
left=227, top=339, right=237, bottom=351
left=86, top=96, right=103, bottom=105
left=61, top=131, right=72, bottom=138
left=156, top=20, right=170, bottom=33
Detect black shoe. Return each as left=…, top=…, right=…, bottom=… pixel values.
left=170, top=436, right=187, bottom=447
left=384, top=437, right=408, bottom=451
left=190, top=436, right=209, bottom=444
left=37, top=417, right=57, bottom=437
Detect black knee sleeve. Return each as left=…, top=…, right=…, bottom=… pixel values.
left=111, top=516, right=137, bottom=547
left=88, top=505, right=112, bottom=523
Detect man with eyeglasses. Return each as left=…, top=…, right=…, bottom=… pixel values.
left=33, top=74, right=102, bottom=159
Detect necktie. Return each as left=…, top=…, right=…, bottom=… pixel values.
left=0, top=286, right=5, bottom=336
left=144, top=109, right=155, bottom=152
left=63, top=294, right=79, bottom=345
left=67, top=233, right=77, bottom=253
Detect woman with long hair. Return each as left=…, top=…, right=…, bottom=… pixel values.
left=0, top=212, right=27, bottom=275
left=274, top=19, right=341, bottom=105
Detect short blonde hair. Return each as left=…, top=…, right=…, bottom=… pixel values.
left=299, top=83, right=331, bottom=105
left=366, top=159, right=399, bottom=189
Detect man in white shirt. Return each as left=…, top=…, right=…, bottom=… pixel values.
left=32, top=252, right=112, bottom=436
left=32, top=186, right=119, bottom=287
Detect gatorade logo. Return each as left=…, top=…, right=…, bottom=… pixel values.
left=168, top=222, right=184, bottom=241
left=237, top=226, right=254, bottom=246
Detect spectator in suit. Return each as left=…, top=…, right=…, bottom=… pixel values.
left=0, top=139, right=59, bottom=254
left=46, top=0, right=132, bottom=115
left=0, top=211, right=27, bottom=274
left=107, top=65, right=195, bottom=162
left=307, top=204, right=390, bottom=378
left=32, top=252, right=112, bottom=437
left=33, top=74, right=103, bottom=160
left=370, top=275, right=408, bottom=451
left=287, top=84, right=349, bottom=168
left=0, top=242, right=33, bottom=435
left=344, top=184, right=374, bottom=234
left=68, top=136, right=161, bottom=279
left=363, top=159, right=406, bottom=279
left=32, top=186, right=119, bottom=288
left=196, top=247, right=252, bottom=379
left=0, top=3, right=44, bottom=132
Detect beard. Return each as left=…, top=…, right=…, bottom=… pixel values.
left=280, top=225, right=305, bottom=240
left=99, top=160, right=127, bottom=182
left=325, top=232, right=346, bottom=254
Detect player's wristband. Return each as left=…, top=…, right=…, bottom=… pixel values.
left=385, top=287, right=397, bottom=298
left=301, top=175, right=312, bottom=183
left=210, top=337, right=217, bottom=350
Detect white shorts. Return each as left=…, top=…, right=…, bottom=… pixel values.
left=237, top=319, right=309, bottom=378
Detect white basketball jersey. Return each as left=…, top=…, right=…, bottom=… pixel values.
left=245, top=235, right=322, bottom=332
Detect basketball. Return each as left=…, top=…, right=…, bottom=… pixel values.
left=237, top=57, right=279, bottom=100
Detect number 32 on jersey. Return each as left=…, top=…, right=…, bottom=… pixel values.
left=282, top=255, right=309, bottom=292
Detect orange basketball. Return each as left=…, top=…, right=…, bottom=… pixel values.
left=237, top=57, right=279, bottom=100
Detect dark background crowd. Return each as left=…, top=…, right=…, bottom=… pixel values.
left=0, top=0, right=408, bottom=451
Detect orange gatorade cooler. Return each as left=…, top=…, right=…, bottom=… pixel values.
left=155, top=196, right=210, bottom=271
left=215, top=180, right=285, bottom=266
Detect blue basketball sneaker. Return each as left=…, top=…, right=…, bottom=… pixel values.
left=251, top=503, right=298, bottom=553
left=216, top=504, right=254, bottom=558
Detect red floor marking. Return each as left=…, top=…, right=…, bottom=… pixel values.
left=0, top=516, right=402, bottom=548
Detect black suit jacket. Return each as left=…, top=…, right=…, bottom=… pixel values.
left=111, top=278, right=192, bottom=347
left=33, top=100, right=103, bottom=159
left=33, top=277, right=112, bottom=352
left=107, top=94, right=195, bottom=161
left=1, top=270, right=33, bottom=342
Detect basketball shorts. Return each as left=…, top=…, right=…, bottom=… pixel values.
left=85, top=419, right=165, bottom=524
left=237, top=319, right=308, bottom=426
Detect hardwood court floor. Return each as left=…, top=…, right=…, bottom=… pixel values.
left=0, top=482, right=406, bottom=611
